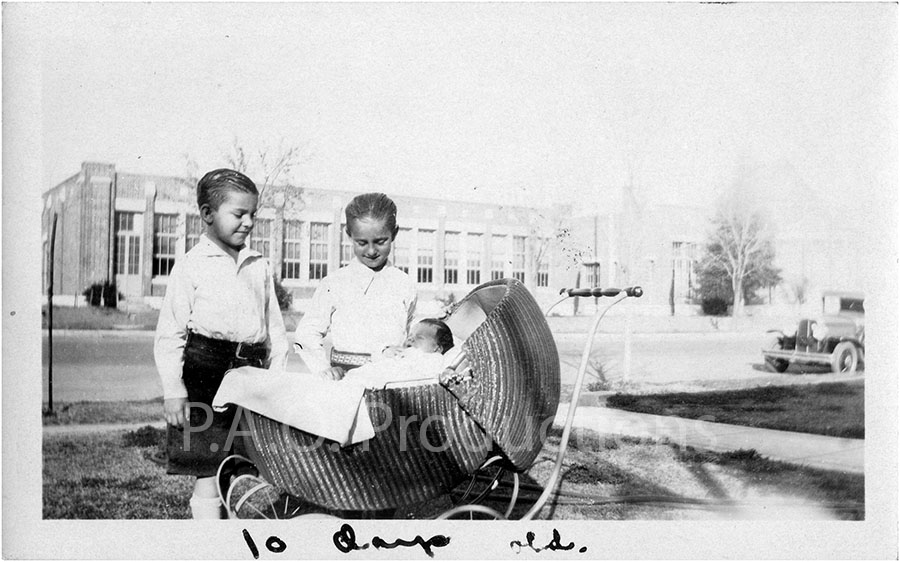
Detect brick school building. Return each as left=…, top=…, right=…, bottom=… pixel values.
left=44, top=161, right=775, bottom=315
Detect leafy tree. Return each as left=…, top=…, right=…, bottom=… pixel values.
left=694, top=195, right=782, bottom=316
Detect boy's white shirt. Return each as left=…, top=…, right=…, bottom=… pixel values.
left=293, top=259, right=417, bottom=373
left=154, top=234, right=290, bottom=399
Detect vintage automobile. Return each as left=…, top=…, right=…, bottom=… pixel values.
left=763, top=290, right=865, bottom=374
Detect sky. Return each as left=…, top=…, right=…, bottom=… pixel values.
left=30, top=2, right=897, bottom=220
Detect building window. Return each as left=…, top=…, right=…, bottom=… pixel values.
left=339, top=224, right=353, bottom=267
left=282, top=220, right=303, bottom=280
left=153, top=213, right=178, bottom=277
left=466, top=233, right=482, bottom=285
left=250, top=218, right=272, bottom=258
left=672, top=241, right=699, bottom=302
left=583, top=262, right=601, bottom=288
left=115, top=212, right=140, bottom=275
left=444, top=231, right=459, bottom=285
left=309, top=222, right=330, bottom=280
left=186, top=214, right=202, bottom=252
left=491, top=234, right=508, bottom=280
left=537, top=241, right=550, bottom=287
left=417, top=229, right=435, bottom=284
left=393, top=227, right=412, bottom=274
left=512, top=235, right=526, bottom=283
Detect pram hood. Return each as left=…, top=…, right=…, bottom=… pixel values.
left=444, top=278, right=561, bottom=471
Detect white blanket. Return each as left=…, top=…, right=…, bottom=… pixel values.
left=212, top=367, right=375, bottom=446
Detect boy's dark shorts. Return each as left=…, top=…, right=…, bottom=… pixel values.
left=166, top=337, right=267, bottom=477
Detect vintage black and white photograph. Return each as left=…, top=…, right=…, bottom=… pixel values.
left=3, top=2, right=897, bottom=559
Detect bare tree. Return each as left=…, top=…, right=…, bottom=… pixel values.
left=790, top=276, right=810, bottom=305
left=701, top=190, right=780, bottom=317
left=223, top=136, right=301, bottom=200
left=518, top=205, right=571, bottom=289
left=183, top=137, right=303, bottom=202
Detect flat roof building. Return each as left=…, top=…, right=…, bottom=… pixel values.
left=44, top=161, right=858, bottom=315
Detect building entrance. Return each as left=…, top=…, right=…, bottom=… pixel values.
left=114, top=212, right=143, bottom=299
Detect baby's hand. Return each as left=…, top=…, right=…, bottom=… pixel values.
left=319, top=367, right=346, bottom=381
left=381, top=346, right=405, bottom=359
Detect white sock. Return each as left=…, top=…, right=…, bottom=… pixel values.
left=189, top=495, right=224, bottom=520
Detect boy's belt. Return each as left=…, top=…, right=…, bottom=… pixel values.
left=186, top=331, right=268, bottom=361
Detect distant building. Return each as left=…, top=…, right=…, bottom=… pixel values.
left=48, top=161, right=855, bottom=314
left=42, top=162, right=581, bottom=310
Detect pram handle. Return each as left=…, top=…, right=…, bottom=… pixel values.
left=559, top=286, right=643, bottom=298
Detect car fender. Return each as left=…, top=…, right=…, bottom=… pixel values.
left=836, top=336, right=864, bottom=351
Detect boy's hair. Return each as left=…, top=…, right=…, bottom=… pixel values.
left=419, top=318, right=454, bottom=354
left=345, top=193, right=399, bottom=237
left=197, top=168, right=258, bottom=210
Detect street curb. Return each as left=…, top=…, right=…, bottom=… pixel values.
left=43, top=329, right=156, bottom=337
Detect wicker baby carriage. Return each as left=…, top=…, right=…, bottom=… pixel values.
left=223, top=278, right=560, bottom=515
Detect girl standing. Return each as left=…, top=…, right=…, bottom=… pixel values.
left=294, top=193, right=417, bottom=380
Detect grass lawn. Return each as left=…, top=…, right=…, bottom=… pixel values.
left=43, top=425, right=864, bottom=520
left=43, top=427, right=193, bottom=519
left=606, top=380, right=864, bottom=439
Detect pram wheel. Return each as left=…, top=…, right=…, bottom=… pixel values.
left=218, top=455, right=336, bottom=519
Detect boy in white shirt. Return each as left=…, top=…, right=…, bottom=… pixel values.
left=154, top=168, right=289, bottom=519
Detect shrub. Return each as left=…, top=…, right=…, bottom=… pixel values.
left=102, top=281, right=118, bottom=308
left=700, top=297, right=729, bottom=316
left=273, top=276, right=293, bottom=311
left=83, top=283, right=103, bottom=307
left=586, top=356, right=612, bottom=391
left=82, top=280, right=118, bottom=308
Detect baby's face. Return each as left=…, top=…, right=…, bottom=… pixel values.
left=404, top=323, right=440, bottom=353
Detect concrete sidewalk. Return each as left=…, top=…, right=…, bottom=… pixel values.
left=554, top=404, right=864, bottom=474
left=43, top=421, right=165, bottom=435
left=41, top=405, right=865, bottom=475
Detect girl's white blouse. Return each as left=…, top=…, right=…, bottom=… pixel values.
left=293, top=260, right=417, bottom=373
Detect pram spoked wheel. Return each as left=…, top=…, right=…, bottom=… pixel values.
left=218, top=455, right=337, bottom=519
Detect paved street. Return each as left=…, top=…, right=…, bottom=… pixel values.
left=554, top=331, right=766, bottom=386
left=42, top=331, right=307, bottom=402
left=42, top=329, right=838, bottom=403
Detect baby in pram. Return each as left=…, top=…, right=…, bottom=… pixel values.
left=213, top=319, right=455, bottom=447
left=341, top=318, right=455, bottom=388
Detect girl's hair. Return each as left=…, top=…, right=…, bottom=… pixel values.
left=344, top=193, right=399, bottom=237
left=419, top=318, right=454, bottom=354
left=197, top=168, right=258, bottom=210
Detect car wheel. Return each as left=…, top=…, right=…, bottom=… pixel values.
left=764, top=335, right=790, bottom=373
left=831, top=342, right=859, bottom=373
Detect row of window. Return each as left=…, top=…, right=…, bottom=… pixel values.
left=113, top=212, right=551, bottom=287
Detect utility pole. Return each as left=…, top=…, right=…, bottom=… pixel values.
left=47, top=213, right=58, bottom=414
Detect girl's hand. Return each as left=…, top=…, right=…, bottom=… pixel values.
left=164, top=397, right=188, bottom=428
left=319, top=367, right=346, bottom=381
left=382, top=346, right=404, bottom=358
